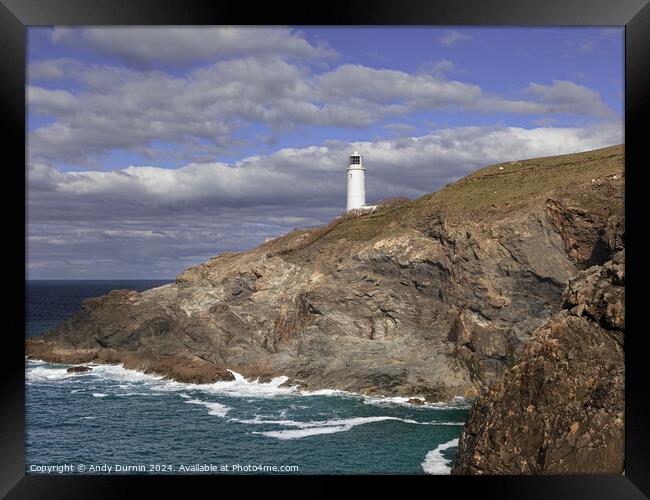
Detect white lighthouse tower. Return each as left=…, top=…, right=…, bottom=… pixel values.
left=346, top=151, right=366, bottom=211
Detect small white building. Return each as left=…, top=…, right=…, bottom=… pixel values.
left=346, top=151, right=368, bottom=211
left=346, top=151, right=377, bottom=212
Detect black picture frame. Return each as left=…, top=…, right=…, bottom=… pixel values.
left=3, top=0, right=649, bottom=497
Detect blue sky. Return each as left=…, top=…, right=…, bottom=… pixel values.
left=26, top=27, right=624, bottom=278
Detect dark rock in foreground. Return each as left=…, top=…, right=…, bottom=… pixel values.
left=452, top=251, right=625, bottom=474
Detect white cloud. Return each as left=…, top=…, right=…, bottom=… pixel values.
left=50, top=27, right=337, bottom=64
left=384, top=123, right=416, bottom=136
left=29, top=124, right=622, bottom=214
left=526, top=80, right=616, bottom=118
left=28, top=55, right=617, bottom=166
left=28, top=58, right=83, bottom=80
left=315, top=64, right=482, bottom=104
left=28, top=86, right=78, bottom=114
left=438, top=30, right=471, bottom=47
left=417, top=59, right=457, bottom=77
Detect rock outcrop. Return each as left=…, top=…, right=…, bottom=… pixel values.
left=452, top=250, right=625, bottom=474
left=26, top=145, right=624, bottom=403
left=66, top=365, right=92, bottom=373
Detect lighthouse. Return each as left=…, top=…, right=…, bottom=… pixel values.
left=346, top=151, right=366, bottom=211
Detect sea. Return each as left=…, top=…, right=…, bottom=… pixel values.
left=26, top=280, right=469, bottom=475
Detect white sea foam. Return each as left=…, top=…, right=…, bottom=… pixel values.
left=421, top=438, right=459, bottom=474
left=25, top=358, right=46, bottom=364
left=116, top=392, right=163, bottom=397
left=247, top=415, right=419, bottom=440
left=148, top=370, right=299, bottom=399
left=363, top=394, right=471, bottom=410
left=362, top=395, right=414, bottom=407
left=227, top=369, right=246, bottom=382
left=27, top=360, right=469, bottom=414
left=185, top=398, right=230, bottom=417
left=254, top=426, right=349, bottom=439
left=85, top=364, right=164, bottom=383
left=240, top=415, right=416, bottom=427
left=92, top=393, right=108, bottom=398
left=194, top=371, right=295, bottom=397
left=26, top=365, right=74, bottom=381
left=434, top=396, right=473, bottom=409
left=27, top=360, right=299, bottom=398
left=300, top=388, right=351, bottom=397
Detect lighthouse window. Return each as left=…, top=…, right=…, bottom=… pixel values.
left=351, top=156, right=360, bottom=164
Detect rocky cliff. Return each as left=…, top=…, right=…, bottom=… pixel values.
left=26, top=145, right=624, bottom=403
left=451, top=250, right=625, bottom=474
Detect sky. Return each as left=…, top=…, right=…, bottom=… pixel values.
left=26, top=26, right=624, bottom=279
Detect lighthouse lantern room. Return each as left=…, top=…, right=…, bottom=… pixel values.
left=346, top=151, right=366, bottom=211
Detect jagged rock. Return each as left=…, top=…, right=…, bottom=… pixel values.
left=569, top=304, right=585, bottom=317
left=26, top=146, right=624, bottom=402
left=452, top=252, right=625, bottom=474
left=563, top=251, right=625, bottom=331
left=66, top=365, right=92, bottom=373
left=407, top=398, right=425, bottom=405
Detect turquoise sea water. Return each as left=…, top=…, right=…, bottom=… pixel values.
left=26, top=280, right=469, bottom=475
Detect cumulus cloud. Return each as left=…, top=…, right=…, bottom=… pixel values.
left=28, top=55, right=617, bottom=166
left=30, top=124, right=622, bottom=210
left=27, top=124, right=623, bottom=278
left=28, top=57, right=83, bottom=80
left=50, top=27, right=337, bottom=65
left=384, top=123, right=416, bottom=136
left=526, top=80, right=616, bottom=118
left=314, top=64, right=483, bottom=105
left=417, top=59, right=457, bottom=77
left=438, top=30, right=471, bottom=47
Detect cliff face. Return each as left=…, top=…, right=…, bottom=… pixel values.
left=452, top=251, right=625, bottom=474
left=26, top=145, right=624, bottom=402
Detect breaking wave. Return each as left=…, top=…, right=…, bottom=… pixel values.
left=421, top=438, right=460, bottom=474
left=26, top=359, right=466, bottom=452
left=26, top=359, right=470, bottom=410
left=185, top=398, right=230, bottom=417
left=248, top=415, right=416, bottom=440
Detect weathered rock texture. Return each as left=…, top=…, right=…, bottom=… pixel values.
left=66, top=365, right=92, bottom=374
left=26, top=145, right=624, bottom=402
left=452, top=250, right=625, bottom=474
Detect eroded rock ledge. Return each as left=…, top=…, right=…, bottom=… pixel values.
left=452, top=251, right=625, bottom=474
